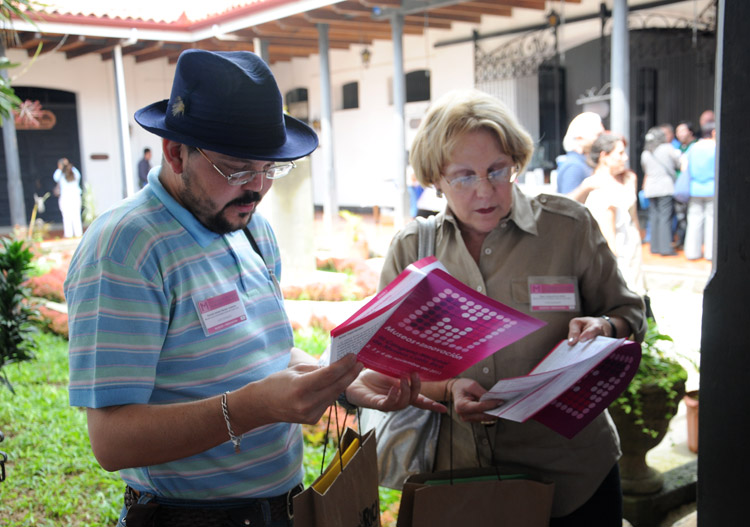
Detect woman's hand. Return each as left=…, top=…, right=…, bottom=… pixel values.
left=449, top=378, right=503, bottom=424
left=567, top=315, right=622, bottom=345
left=346, top=370, right=447, bottom=413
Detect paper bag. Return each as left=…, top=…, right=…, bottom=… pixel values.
left=293, top=427, right=380, bottom=527
left=396, top=467, right=554, bottom=527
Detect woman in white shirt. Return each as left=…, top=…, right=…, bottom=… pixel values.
left=585, top=133, right=644, bottom=294
left=52, top=157, right=83, bottom=238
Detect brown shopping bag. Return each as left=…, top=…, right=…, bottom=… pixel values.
left=293, top=427, right=380, bottom=527
left=396, top=467, right=554, bottom=527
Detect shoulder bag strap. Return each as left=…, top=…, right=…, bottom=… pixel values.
left=416, top=215, right=437, bottom=259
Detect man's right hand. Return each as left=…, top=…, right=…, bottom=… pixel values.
left=244, top=354, right=363, bottom=426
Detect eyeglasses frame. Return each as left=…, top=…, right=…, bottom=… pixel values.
left=196, top=147, right=296, bottom=187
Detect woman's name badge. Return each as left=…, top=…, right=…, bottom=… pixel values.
left=193, top=286, right=248, bottom=336
left=528, top=277, right=579, bottom=312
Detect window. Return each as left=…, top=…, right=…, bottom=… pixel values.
left=285, top=88, right=309, bottom=123
left=342, top=82, right=359, bottom=109
left=406, top=70, right=431, bottom=103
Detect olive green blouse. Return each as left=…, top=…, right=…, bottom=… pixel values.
left=379, top=185, right=646, bottom=516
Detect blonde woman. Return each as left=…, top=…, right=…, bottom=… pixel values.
left=381, top=90, right=645, bottom=525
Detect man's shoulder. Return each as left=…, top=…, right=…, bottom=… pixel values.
left=79, top=195, right=173, bottom=261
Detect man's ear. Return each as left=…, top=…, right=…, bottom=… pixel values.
left=162, top=138, right=186, bottom=174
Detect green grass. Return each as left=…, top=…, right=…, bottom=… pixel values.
left=0, top=330, right=401, bottom=526
left=0, top=331, right=121, bottom=526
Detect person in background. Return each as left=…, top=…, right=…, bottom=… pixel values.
left=137, top=147, right=152, bottom=188
left=675, top=121, right=698, bottom=153
left=640, top=127, right=681, bottom=256
left=673, top=121, right=698, bottom=249
left=64, top=49, right=441, bottom=527
left=683, top=121, right=717, bottom=260
left=52, top=157, right=83, bottom=238
left=555, top=112, right=604, bottom=196
left=584, top=132, right=644, bottom=294
left=659, top=123, right=681, bottom=150
left=699, top=109, right=715, bottom=128
left=381, top=89, right=645, bottom=526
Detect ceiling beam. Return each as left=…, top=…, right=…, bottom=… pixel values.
left=65, top=39, right=119, bottom=59
left=135, top=47, right=183, bottom=64
left=436, top=4, right=512, bottom=17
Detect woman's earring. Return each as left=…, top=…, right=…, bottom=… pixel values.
left=436, top=188, right=443, bottom=198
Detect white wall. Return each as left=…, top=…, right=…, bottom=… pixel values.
left=7, top=49, right=175, bottom=216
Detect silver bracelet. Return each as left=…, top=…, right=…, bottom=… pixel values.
left=221, top=391, right=241, bottom=453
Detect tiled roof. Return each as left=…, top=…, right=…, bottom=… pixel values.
left=39, top=0, right=268, bottom=25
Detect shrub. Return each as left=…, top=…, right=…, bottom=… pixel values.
left=36, top=305, right=69, bottom=339
left=0, top=238, right=39, bottom=392
left=26, top=266, right=66, bottom=302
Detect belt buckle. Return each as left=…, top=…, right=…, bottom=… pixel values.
left=286, top=483, right=303, bottom=520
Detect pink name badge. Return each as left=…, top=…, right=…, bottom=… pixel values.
left=194, top=287, right=248, bottom=336
left=529, top=282, right=577, bottom=312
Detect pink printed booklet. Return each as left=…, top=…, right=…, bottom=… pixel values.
left=328, top=256, right=546, bottom=381
left=480, top=337, right=642, bottom=438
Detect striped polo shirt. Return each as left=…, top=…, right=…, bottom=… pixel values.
left=66, top=169, right=302, bottom=499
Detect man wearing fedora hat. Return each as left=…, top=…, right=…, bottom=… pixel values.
left=64, top=49, right=442, bottom=526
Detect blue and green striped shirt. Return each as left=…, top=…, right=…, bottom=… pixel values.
left=66, top=170, right=302, bottom=499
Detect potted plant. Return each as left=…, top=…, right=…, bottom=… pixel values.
left=608, top=318, right=688, bottom=495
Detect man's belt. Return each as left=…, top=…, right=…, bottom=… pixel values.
left=123, top=483, right=303, bottom=526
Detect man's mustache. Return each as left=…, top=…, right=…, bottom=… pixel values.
left=226, top=192, right=261, bottom=208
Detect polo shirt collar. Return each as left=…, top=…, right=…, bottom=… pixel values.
left=147, top=167, right=223, bottom=248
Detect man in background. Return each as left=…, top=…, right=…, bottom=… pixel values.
left=137, top=147, right=152, bottom=188
left=556, top=112, right=604, bottom=196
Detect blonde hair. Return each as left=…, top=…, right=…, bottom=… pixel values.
left=409, top=89, right=534, bottom=187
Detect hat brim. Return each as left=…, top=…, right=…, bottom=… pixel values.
left=134, top=100, right=319, bottom=162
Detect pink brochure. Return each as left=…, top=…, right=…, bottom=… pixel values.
left=481, top=337, right=642, bottom=438
left=329, top=256, right=546, bottom=381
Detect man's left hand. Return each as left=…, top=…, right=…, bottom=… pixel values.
left=345, top=370, right=446, bottom=413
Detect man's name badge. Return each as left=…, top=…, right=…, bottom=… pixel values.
left=193, top=286, right=248, bottom=336
left=528, top=277, right=579, bottom=312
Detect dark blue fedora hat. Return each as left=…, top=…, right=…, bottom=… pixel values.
left=134, top=49, right=318, bottom=162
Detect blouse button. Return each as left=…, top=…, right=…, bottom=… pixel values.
left=482, top=367, right=490, bottom=374
left=476, top=285, right=483, bottom=292
left=484, top=248, right=492, bottom=255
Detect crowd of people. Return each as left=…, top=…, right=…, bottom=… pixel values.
left=554, top=109, right=716, bottom=287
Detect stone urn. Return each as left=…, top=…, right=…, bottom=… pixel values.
left=609, top=379, right=686, bottom=495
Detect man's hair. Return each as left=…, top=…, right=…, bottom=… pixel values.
left=658, top=123, right=675, bottom=134
left=700, top=120, right=716, bottom=139
left=409, top=89, right=533, bottom=187
left=562, top=112, right=603, bottom=152
left=677, top=121, right=697, bottom=138
left=589, top=132, right=626, bottom=166
left=144, top=148, right=151, bottom=155
left=644, top=127, right=667, bottom=153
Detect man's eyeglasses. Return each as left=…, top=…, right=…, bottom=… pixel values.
left=443, top=165, right=519, bottom=192
left=197, top=147, right=295, bottom=187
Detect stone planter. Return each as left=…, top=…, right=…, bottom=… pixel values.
left=609, top=380, right=686, bottom=495
left=684, top=390, right=699, bottom=454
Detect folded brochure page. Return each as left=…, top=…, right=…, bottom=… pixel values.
left=328, top=256, right=546, bottom=381
left=480, top=336, right=642, bottom=438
